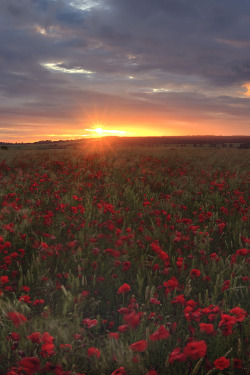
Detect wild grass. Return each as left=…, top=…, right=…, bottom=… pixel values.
left=0, top=146, right=249, bottom=374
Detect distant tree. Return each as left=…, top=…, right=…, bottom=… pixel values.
left=239, top=143, right=250, bottom=149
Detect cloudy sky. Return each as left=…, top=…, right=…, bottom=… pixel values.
left=1, top=0, right=250, bottom=142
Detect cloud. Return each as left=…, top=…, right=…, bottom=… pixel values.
left=1, top=0, right=250, bottom=141
left=41, top=62, right=94, bottom=74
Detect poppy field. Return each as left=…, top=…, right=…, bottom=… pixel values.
left=0, top=146, right=249, bottom=375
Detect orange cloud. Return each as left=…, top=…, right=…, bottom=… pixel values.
left=242, top=82, right=250, bottom=97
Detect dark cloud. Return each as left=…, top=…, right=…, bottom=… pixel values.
left=0, top=0, right=250, bottom=141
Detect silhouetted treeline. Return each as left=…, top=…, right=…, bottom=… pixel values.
left=1, top=135, right=250, bottom=148
left=103, top=136, right=250, bottom=147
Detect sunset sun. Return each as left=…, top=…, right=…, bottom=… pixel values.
left=94, top=127, right=103, bottom=135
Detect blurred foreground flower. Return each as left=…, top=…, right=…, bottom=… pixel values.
left=129, top=340, right=148, bottom=352
left=7, top=312, right=27, bottom=327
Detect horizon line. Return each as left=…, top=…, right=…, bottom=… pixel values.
left=1, top=134, right=250, bottom=145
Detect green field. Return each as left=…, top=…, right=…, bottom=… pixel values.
left=0, top=146, right=249, bottom=375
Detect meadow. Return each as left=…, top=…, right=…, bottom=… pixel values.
left=0, top=145, right=249, bottom=375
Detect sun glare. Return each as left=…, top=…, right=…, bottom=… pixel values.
left=84, top=127, right=126, bottom=137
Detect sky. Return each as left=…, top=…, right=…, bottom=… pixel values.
left=1, top=0, right=250, bottom=142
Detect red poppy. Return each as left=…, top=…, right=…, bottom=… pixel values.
left=190, top=269, right=201, bottom=278
left=0, top=275, right=9, bottom=284
left=87, top=346, right=100, bottom=358
left=33, top=298, right=44, bottom=306
left=233, top=359, right=242, bottom=368
left=236, top=248, right=248, bottom=256
left=81, top=291, right=89, bottom=297
left=117, top=283, right=131, bottom=294
left=221, top=280, right=230, bottom=292
left=219, top=314, right=236, bottom=336
left=129, top=340, right=148, bottom=352
left=150, top=325, right=170, bottom=341
left=105, top=248, right=121, bottom=258
left=163, top=276, right=179, bottom=290
left=199, top=323, right=214, bottom=334
left=230, top=307, right=247, bottom=322
left=9, top=332, right=20, bottom=341
left=118, top=324, right=129, bottom=332
left=19, top=295, right=31, bottom=303
left=83, top=318, right=97, bottom=328
left=41, top=332, right=54, bottom=343
left=149, top=297, right=160, bottom=305
left=169, top=347, right=186, bottom=364
left=183, top=340, right=207, bottom=360
left=7, top=311, right=27, bottom=327
left=27, top=332, right=42, bottom=343
left=18, top=357, right=40, bottom=375
left=111, top=367, right=127, bottom=375
left=171, top=294, right=185, bottom=305
left=108, top=332, right=119, bottom=340
left=123, top=311, right=141, bottom=328
left=123, top=261, right=131, bottom=271
left=40, top=343, right=55, bottom=358
left=213, top=356, right=230, bottom=370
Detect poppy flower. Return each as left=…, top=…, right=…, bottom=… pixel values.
left=117, top=283, right=131, bottom=294
left=183, top=340, right=207, bottom=360
left=150, top=325, right=170, bottom=341
left=18, top=357, right=40, bottom=375
left=190, top=269, right=201, bottom=278
left=213, top=356, right=230, bottom=370
left=129, top=340, right=148, bottom=352
left=123, top=311, right=141, bottom=328
left=83, top=318, right=97, bottom=328
left=118, top=324, right=129, bottom=332
left=40, top=343, right=55, bottom=358
left=27, top=332, right=42, bottom=343
left=41, top=332, right=54, bottom=343
left=111, top=367, right=127, bottom=375
left=219, top=314, right=236, bottom=336
left=230, top=307, right=247, bottom=322
left=9, top=332, right=20, bottom=342
left=7, top=311, right=27, bottom=327
left=0, top=275, right=9, bottom=284
left=87, top=346, right=100, bottom=358
left=236, top=248, right=248, bottom=256
left=123, top=261, right=131, bottom=271
left=233, top=359, right=242, bottom=368
left=108, top=332, right=119, bottom=340
left=199, top=323, right=214, bottom=334
left=169, top=347, right=186, bottom=364
left=163, top=276, right=179, bottom=290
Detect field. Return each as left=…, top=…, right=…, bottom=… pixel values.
left=0, top=145, right=249, bottom=375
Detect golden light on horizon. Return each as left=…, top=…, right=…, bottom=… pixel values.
left=84, top=127, right=127, bottom=137
left=94, top=127, right=103, bottom=135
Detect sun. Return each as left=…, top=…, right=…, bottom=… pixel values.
left=94, top=127, right=103, bottom=135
